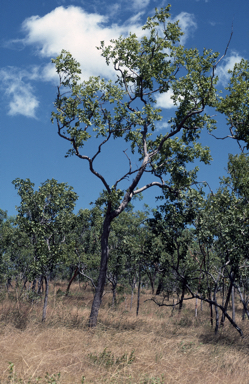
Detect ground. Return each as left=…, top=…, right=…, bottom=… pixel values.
left=0, top=282, right=249, bottom=383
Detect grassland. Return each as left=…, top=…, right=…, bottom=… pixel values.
left=0, top=281, right=249, bottom=383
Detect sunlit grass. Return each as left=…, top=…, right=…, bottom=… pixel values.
left=0, top=281, right=248, bottom=383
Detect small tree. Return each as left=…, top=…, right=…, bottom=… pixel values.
left=12, top=178, right=78, bottom=321
left=51, top=6, right=233, bottom=326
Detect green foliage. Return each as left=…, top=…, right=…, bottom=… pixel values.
left=88, top=348, right=135, bottom=368
left=1, top=362, right=61, bottom=384
left=225, top=153, right=249, bottom=201
left=217, top=59, right=249, bottom=148
left=11, top=178, right=78, bottom=280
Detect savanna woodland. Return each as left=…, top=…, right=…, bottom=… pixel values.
left=1, top=5, right=249, bottom=384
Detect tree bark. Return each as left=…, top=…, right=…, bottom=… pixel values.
left=42, top=275, right=49, bottom=322
left=112, top=285, right=117, bottom=307
left=156, top=270, right=166, bottom=295
left=213, top=284, right=219, bottom=335
left=37, top=275, right=43, bottom=294
left=195, top=297, right=198, bottom=318
left=221, top=276, right=233, bottom=327
left=207, top=287, right=213, bottom=327
left=136, top=263, right=141, bottom=316
left=179, top=282, right=185, bottom=313
left=32, top=278, right=36, bottom=292
left=88, top=214, right=111, bottom=327
left=235, top=284, right=249, bottom=320
left=130, top=276, right=136, bottom=310
left=6, top=277, right=12, bottom=292
left=231, top=285, right=235, bottom=322
left=147, top=270, right=157, bottom=295
left=66, top=266, right=79, bottom=296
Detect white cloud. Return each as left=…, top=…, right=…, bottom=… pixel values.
left=156, top=89, right=177, bottom=109
left=0, top=67, right=39, bottom=118
left=20, top=7, right=196, bottom=81
left=132, top=0, right=150, bottom=11
left=21, top=6, right=144, bottom=81
left=216, top=52, right=243, bottom=85
left=2, top=6, right=198, bottom=117
left=156, top=121, right=170, bottom=131
left=171, top=12, right=197, bottom=44
left=208, top=21, right=222, bottom=27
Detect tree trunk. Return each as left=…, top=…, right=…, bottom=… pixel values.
left=37, top=275, right=43, bottom=294
left=231, top=285, right=235, bottom=322
left=236, top=285, right=249, bottom=320
left=6, top=277, right=12, bottom=292
left=149, top=276, right=154, bottom=295
left=147, top=270, right=156, bottom=295
left=208, top=287, right=213, bottom=327
left=66, top=266, right=79, bottom=296
left=213, top=285, right=219, bottom=335
left=136, top=264, right=141, bottom=316
left=156, top=271, right=165, bottom=295
left=171, top=298, right=175, bottom=316
left=179, top=283, right=185, bottom=313
left=22, top=276, right=28, bottom=290
left=220, top=277, right=233, bottom=327
left=195, top=297, right=198, bottom=318
left=88, top=214, right=111, bottom=327
left=42, top=275, right=49, bottom=322
left=32, top=278, right=37, bottom=292
left=130, top=276, right=136, bottom=310
left=222, top=277, right=225, bottom=308
left=112, top=285, right=117, bottom=307
left=243, top=299, right=249, bottom=320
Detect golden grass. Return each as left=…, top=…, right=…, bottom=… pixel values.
left=0, top=282, right=249, bottom=383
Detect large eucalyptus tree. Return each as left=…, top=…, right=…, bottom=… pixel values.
left=51, top=6, right=234, bottom=326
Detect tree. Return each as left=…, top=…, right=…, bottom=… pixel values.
left=64, top=206, right=102, bottom=295
left=149, top=189, right=203, bottom=307
left=217, top=59, right=249, bottom=149
left=12, top=178, right=78, bottom=321
left=107, top=205, right=148, bottom=307
left=51, top=5, right=234, bottom=327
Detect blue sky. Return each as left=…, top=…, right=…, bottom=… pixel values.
left=1, top=0, right=248, bottom=216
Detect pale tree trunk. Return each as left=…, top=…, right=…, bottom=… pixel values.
left=208, top=287, right=213, bottom=327
left=130, top=276, right=136, bottom=310
left=195, top=297, right=198, bottom=318
left=136, top=263, right=141, bottom=316
left=213, top=284, right=219, bottom=335
left=236, top=284, right=249, bottom=320
left=89, top=214, right=111, bottom=327
left=231, top=285, right=235, bottom=322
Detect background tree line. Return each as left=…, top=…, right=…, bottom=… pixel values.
left=1, top=152, right=249, bottom=337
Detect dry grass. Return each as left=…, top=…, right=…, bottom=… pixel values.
left=0, top=282, right=249, bottom=383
